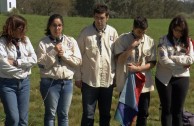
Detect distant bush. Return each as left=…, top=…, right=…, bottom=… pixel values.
left=4, top=8, right=20, bottom=16
left=189, top=12, right=194, bottom=18
left=109, top=11, right=119, bottom=18
left=176, top=12, right=194, bottom=19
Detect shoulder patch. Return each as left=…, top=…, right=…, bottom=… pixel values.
left=64, top=35, right=74, bottom=48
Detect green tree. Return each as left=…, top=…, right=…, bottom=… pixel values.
left=110, top=0, right=132, bottom=18
left=161, top=0, right=184, bottom=18
left=16, top=0, right=31, bottom=14
left=16, top=0, right=194, bottom=18
left=75, top=0, right=95, bottom=17
left=17, top=0, right=72, bottom=16
left=74, top=0, right=110, bottom=17
left=109, top=0, right=185, bottom=18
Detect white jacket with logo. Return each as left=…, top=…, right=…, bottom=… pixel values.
left=74, top=24, right=118, bottom=87
left=114, top=32, right=156, bottom=93
left=156, top=35, right=194, bottom=86
left=36, top=35, right=82, bottom=80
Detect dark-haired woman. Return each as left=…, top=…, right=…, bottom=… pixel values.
left=0, top=15, right=37, bottom=126
left=155, top=15, right=194, bottom=126
left=36, top=14, right=81, bottom=126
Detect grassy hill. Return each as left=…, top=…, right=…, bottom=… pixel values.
left=0, top=14, right=194, bottom=126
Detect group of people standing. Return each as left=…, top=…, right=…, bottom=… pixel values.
left=0, top=3, right=193, bottom=126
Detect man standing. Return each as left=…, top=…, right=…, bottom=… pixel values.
left=114, top=16, right=156, bottom=126
left=75, top=4, right=118, bottom=126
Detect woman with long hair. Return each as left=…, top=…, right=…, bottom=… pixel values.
left=155, top=15, right=194, bottom=126
left=0, top=15, right=37, bottom=126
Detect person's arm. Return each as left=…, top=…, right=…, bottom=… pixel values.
left=157, top=39, right=183, bottom=70
left=60, top=37, right=82, bottom=67
left=0, top=41, right=22, bottom=77
left=127, top=61, right=156, bottom=73
left=128, top=39, right=156, bottom=73
left=116, top=49, right=132, bottom=64
left=170, top=41, right=194, bottom=65
left=74, top=29, right=86, bottom=88
left=116, top=37, right=140, bottom=64
left=36, top=40, right=58, bottom=70
left=17, top=37, right=37, bottom=69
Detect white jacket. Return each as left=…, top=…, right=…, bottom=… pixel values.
left=74, top=24, right=118, bottom=87
left=155, top=35, right=194, bottom=86
left=0, top=36, right=37, bottom=79
left=114, top=33, right=156, bottom=93
left=36, top=35, right=82, bottom=80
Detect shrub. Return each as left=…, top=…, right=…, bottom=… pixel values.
left=4, top=7, right=20, bottom=16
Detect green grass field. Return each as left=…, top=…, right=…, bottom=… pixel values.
left=0, top=14, right=194, bottom=126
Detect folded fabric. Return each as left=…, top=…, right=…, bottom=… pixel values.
left=115, top=72, right=145, bottom=126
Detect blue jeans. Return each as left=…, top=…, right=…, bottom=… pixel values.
left=0, top=77, right=30, bottom=126
left=81, top=83, right=113, bottom=126
left=40, top=78, right=73, bottom=126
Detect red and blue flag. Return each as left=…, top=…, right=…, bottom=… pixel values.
left=114, top=72, right=145, bottom=126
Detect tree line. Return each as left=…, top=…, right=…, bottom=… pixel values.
left=16, top=0, right=194, bottom=18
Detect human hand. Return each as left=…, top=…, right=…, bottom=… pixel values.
left=132, top=39, right=141, bottom=47
left=8, top=58, right=14, bottom=66
left=127, top=39, right=140, bottom=51
left=75, top=80, right=82, bottom=88
left=127, top=63, right=140, bottom=72
left=54, top=43, right=62, bottom=52
left=58, top=49, right=64, bottom=57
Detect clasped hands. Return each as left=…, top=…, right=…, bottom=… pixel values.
left=54, top=43, right=64, bottom=57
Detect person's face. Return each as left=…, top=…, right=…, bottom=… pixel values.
left=49, top=18, right=63, bottom=38
left=132, top=28, right=146, bottom=39
left=13, top=26, right=25, bottom=39
left=173, top=26, right=183, bottom=39
left=94, top=13, right=109, bottom=30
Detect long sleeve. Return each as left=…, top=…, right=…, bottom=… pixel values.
left=0, top=56, right=22, bottom=77
left=17, top=37, right=37, bottom=69
left=36, top=40, right=58, bottom=70
left=170, top=41, right=194, bottom=65
left=37, top=35, right=81, bottom=79
left=61, top=37, right=82, bottom=67
left=0, top=37, right=35, bottom=79
left=74, top=29, right=85, bottom=81
left=157, top=39, right=183, bottom=70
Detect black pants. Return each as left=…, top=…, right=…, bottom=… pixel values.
left=81, top=83, right=114, bottom=126
left=136, top=92, right=150, bottom=126
left=155, top=77, right=189, bottom=126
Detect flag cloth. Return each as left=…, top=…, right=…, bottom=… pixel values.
left=114, top=72, right=145, bottom=126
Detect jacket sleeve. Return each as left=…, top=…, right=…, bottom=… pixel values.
left=61, top=37, right=82, bottom=67
left=157, top=39, right=183, bottom=70
left=170, top=41, right=194, bottom=65
left=0, top=41, right=23, bottom=77
left=36, top=40, right=58, bottom=70
left=74, top=30, right=86, bottom=81
left=17, top=37, right=37, bottom=69
left=114, top=34, right=127, bottom=56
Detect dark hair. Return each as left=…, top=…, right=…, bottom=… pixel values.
left=45, top=14, right=64, bottom=36
left=133, top=16, right=148, bottom=30
left=1, top=14, right=27, bottom=45
left=167, top=15, right=189, bottom=48
left=93, top=4, right=109, bottom=16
